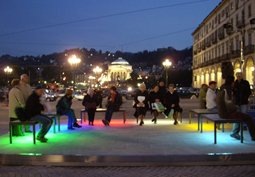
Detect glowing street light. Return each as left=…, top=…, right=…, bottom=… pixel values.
left=93, top=66, right=102, bottom=86
left=163, top=59, right=172, bottom=88
left=68, top=55, right=81, bottom=86
left=4, top=66, right=12, bottom=106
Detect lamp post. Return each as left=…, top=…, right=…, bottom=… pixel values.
left=93, top=66, right=102, bottom=87
left=68, top=55, right=81, bottom=86
left=162, top=59, right=172, bottom=88
left=4, top=66, right=12, bottom=106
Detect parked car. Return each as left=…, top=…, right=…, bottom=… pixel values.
left=74, top=91, right=85, bottom=101
left=55, top=90, right=66, bottom=98
left=176, top=89, right=196, bottom=99
left=41, top=89, right=57, bottom=101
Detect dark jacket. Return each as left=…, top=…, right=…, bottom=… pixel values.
left=56, top=95, right=72, bottom=115
left=158, top=86, right=166, bottom=103
left=25, top=91, right=44, bottom=120
left=149, top=91, right=163, bottom=106
left=134, top=90, right=149, bottom=109
left=107, top=92, right=122, bottom=112
left=216, top=84, right=237, bottom=118
left=233, top=79, right=251, bottom=105
left=82, top=94, right=98, bottom=110
left=165, top=91, right=180, bottom=115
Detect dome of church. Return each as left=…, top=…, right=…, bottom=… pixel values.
left=111, top=57, right=130, bottom=65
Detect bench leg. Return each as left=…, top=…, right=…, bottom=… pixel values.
left=53, top=117, right=56, bottom=134
left=222, top=123, right=224, bottom=132
left=198, top=114, right=200, bottom=131
left=240, top=122, right=243, bottom=143
left=179, top=112, right=182, bottom=123
left=189, top=112, right=191, bottom=124
left=33, top=124, right=36, bottom=145
left=10, top=124, right=12, bottom=144
left=124, top=111, right=126, bottom=124
left=84, top=112, right=86, bottom=122
left=57, top=115, right=60, bottom=132
left=80, top=111, right=83, bottom=124
left=214, top=122, right=217, bottom=144
left=200, top=116, right=203, bottom=133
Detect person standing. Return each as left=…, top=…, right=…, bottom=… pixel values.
left=9, top=79, right=26, bottom=136
left=25, top=86, right=53, bottom=142
left=134, top=83, right=149, bottom=126
left=149, top=85, right=163, bottom=124
left=206, top=81, right=218, bottom=112
left=56, top=89, right=82, bottom=130
left=102, top=86, right=122, bottom=126
left=165, top=84, right=180, bottom=125
left=82, top=88, right=98, bottom=126
left=216, top=76, right=255, bottom=141
left=19, top=74, right=33, bottom=132
left=198, top=84, right=208, bottom=109
left=233, top=72, right=251, bottom=131
left=96, top=88, right=103, bottom=108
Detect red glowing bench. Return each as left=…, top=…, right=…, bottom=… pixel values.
left=80, top=108, right=126, bottom=124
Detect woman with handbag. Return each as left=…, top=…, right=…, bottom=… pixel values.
left=102, top=86, right=122, bottom=126
left=134, top=83, right=149, bottom=126
left=82, top=88, right=98, bottom=126
left=8, top=79, right=26, bottom=136
left=149, top=85, right=163, bottom=124
left=165, top=84, right=180, bottom=125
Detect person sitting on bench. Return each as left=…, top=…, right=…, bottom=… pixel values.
left=216, top=76, right=255, bottom=141
left=102, top=86, right=122, bottom=126
left=9, top=79, right=26, bottom=136
left=56, top=89, right=82, bottom=130
left=206, top=81, right=218, bottom=112
left=25, top=86, right=53, bottom=142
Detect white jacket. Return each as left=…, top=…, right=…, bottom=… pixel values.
left=206, top=88, right=217, bottom=109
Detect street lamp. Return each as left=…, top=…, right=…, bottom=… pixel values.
left=4, top=66, right=12, bottom=105
left=93, top=66, right=102, bottom=86
left=68, top=55, right=81, bottom=86
left=163, top=59, right=172, bottom=87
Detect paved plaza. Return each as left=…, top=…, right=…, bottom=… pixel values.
left=0, top=97, right=255, bottom=176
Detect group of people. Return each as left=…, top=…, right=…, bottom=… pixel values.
left=200, top=72, right=255, bottom=141
left=134, top=81, right=181, bottom=126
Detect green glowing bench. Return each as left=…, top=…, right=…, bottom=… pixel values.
left=200, top=114, right=243, bottom=144
left=80, top=108, right=126, bottom=124
left=9, top=120, right=38, bottom=144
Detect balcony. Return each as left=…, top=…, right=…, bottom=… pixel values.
left=236, top=19, right=245, bottom=29
left=201, top=44, right=205, bottom=50
left=193, top=50, right=197, bottom=55
left=226, top=28, right=234, bottom=35
left=231, top=50, right=241, bottom=58
left=197, top=47, right=201, bottom=53
left=218, top=33, right=225, bottom=40
left=206, top=41, right=211, bottom=47
left=244, top=45, right=254, bottom=55
left=212, top=38, right=217, bottom=44
left=221, top=53, right=230, bottom=61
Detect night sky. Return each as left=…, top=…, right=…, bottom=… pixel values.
left=0, top=0, right=222, bottom=56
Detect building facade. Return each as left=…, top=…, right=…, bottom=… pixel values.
left=192, top=0, right=255, bottom=88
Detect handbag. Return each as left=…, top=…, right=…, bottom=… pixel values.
left=15, top=107, right=28, bottom=121
left=154, top=102, right=166, bottom=112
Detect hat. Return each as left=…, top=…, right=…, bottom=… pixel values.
left=35, top=85, right=43, bottom=90
left=209, top=81, right=217, bottom=85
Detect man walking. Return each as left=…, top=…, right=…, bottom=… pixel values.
left=232, top=72, right=251, bottom=132
left=20, top=74, right=33, bottom=132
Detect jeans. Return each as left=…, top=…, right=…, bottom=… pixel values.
left=105, top=105, right=114, bottom=123
left=63, top=109, right=77, bottom=128
left=232, top=105, right=248, bottom=134
left=228, top=111, right=255, bottom=139
left=30, top=114, right=53, bottom=138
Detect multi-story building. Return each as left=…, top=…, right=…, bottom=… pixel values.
left=192, top=0, right=255, bottom=88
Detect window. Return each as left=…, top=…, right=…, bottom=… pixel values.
left=226, top=42, right=229, bottom=53
left=236, top=14, right=238, bottom=26
left=218, top=46, right=221, bottom=56
left=218, top=14, right=221, bottom=24
left=248, top=4, right=251, bottom=18
left=236, top=37, right=239, bottom=50
left=222, top=9, right=225, bottom=18
left=230, top=2, right=233, bottom=10
left=235, top=0, right=239, bottom=10
left=248, top=34, right=252, bottom=45
left=222, top=44, right=225, bottom=55
left=215, top=47, right=217, bottom=57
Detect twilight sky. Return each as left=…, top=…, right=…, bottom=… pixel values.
left=0, top=0, right=222, bottom=57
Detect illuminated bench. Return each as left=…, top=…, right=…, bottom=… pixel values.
left=9, top=120, right=38, bottom=144
left=80, top=108, right=126, bottom=124
left=200, top=114, right=243, bottom=144
left=189, top=109, right=218, bottom=130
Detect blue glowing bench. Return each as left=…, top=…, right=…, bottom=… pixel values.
left=200, top=114, right=243, bottom=144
